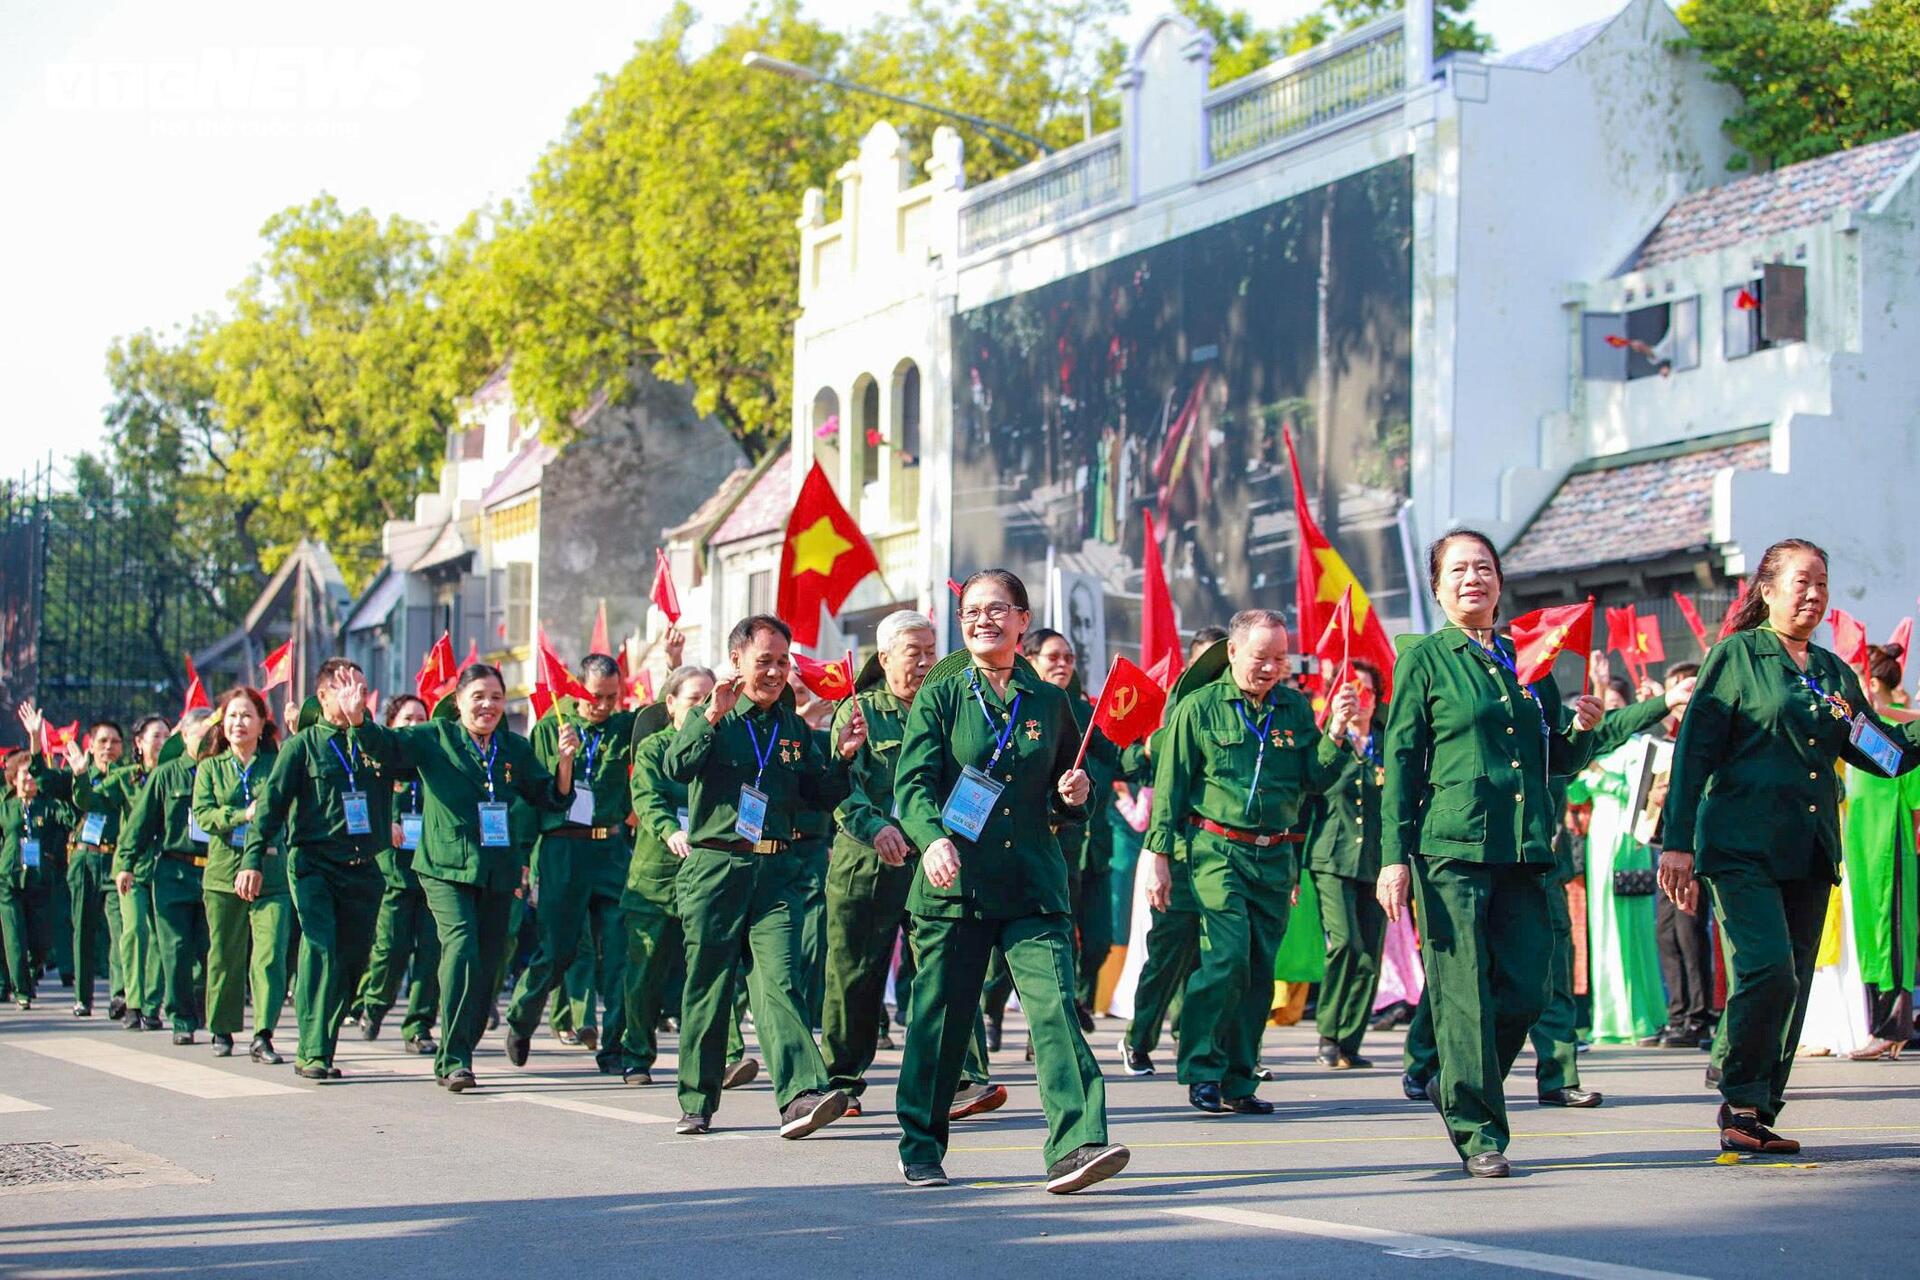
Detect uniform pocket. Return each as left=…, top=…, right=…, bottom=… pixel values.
left=1422, top=780, right=1487, bottom=846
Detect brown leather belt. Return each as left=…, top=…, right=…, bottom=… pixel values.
left=73, top=843, right=113, bottom=855
left=696, top=839, right=788, bottom=856
left=1189, top=816, right=1303, bottom=848
left=548, top=826, right=617, bottom=841
left=163, top=850, right=209, bottom=868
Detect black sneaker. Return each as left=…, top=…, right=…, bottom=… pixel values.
left=875, top=1030, right=895, bottom=1051
left=1718, top=1103, right=1799, bottom=1154
left=1401, top=1072, right=1430, bottom=1100
left=985, top=1013, right=1003, bottom=1052
left=1075, top=1003, right=1096, bottom=1033
left=899, top=1158, right=949, bottom=1187
left=487, top=1004, right=500, bottom=1031
left=294, top=1064, right=331, bottom=1082
left=1188, top=1082, right=1227, bottom=1113
left=1117, top=1036, right=1155, bottom=1076
left=1044, top=1142, right=1130, bottom=1194
left=250, top=1036, right=283, bottom=1065
left=211, top=1034, right=234, bottom=1057
left=676, top=1112, right=710, bottom=1135
left=623, top=1068, right=652, bottom=1087
left=721, top=1057, right=759, bottom=1090
left=141, top=1014, right=161, bottom=1031
left=1464, top=1151, right=1510, bottom=1178
left=1225, top=1094, right=1275, bottom=1115
left=108, top=995, right=127, bottom=1020
left=505, top=1030, right=531, bottom=1067
left=779, top=1089, right=849, bottom=1139
left=948, top=1082, right=1007, bottom=1120
left=360, top=1009, right=384, bottom=1040
left=72, top=1003, right=90, bottom=1017
left=124, top=1010, right=145, bottom=1032
left=405, top=1035, right=436, bottom=1056
left=443, top=1069, right=476, bottom=1093
left=171, top=1031, right=194, bottom=1046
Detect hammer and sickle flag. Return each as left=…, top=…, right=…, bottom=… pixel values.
left=1090, top=655, right=1167, bottom=749
left=778, top=461, right=881, bottom=647
left=792, top=650, right=856, bottom=702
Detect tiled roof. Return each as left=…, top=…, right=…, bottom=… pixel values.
left=1503, top=437, right=1771, bottom=577
left=480, top=437, right=556, bottom=508
left=709, top=449, right=793, bottom=546
left=1632, top=131, right=1920, bottom=271
left=663, top=465, right=756, bottom=542
left=1495, top=16, right=1609, bottom=73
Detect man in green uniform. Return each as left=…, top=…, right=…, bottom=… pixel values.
left=1305, top=660, right=1387, bottom=1070
left=661, top=615, right=864, bottom=1136
left=42, top=719, right=120, bottom=1017
left=246, top=660, right=393, bottom=1081
left=1148, top=614, right=1356, bottom=1112
left=1, top=749, right=62, bottom=1008
left=1120, top=728, right=1195, bottom=1076
left=82, top=716, right=168, bottom=1030
left=117, top=709, right=217, bottom=1044
left=353, top=759, right=439, bottom=1055
left=504, top=653, right=636, bottom=1075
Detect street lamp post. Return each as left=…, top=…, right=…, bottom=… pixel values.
left=741, top=51, right=1053, bottom=163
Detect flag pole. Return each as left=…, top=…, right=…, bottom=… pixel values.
left=1581, top=596, right=1596, bottom=698
left=1072, top=654, right=1120, bottom=771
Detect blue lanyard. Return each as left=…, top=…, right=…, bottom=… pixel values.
left=1236, top=700, right=1277, bottom=816
left=967, top=672, right=1023, bottom=771
left=742, top=714, right=778, bottom=789
left=1468, top=633, right=1549, bottom=739
left=1359, top=732, right=1382, bottom=768
left=407, top=782, right=420, bottom=814
left=580, top=726, right=604, bottom=778
left=468, top=735, right=499, bottom=801
left=237, top=756, right=255, bottom=805
left=327, top=736, right=359, bottom=790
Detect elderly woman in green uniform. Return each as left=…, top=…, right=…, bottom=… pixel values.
left=352, top=662, right=577, bottom=1092
left=349, top=693, right=438, bottom=1055
left=1148, top=609, right=1357, bottom=1113
left=619, top=665, right=713, bottom=1086
left=1307, top=658, right=1388, bottom=1071
left=35, top=713, right=122, bottom=1017
left=94, top=714, right=172, bottom=1031
left=504, top=653, right=636, bottom=1076
left=1660, top=539, right=1920, bottom=1153
left=660, top=614, right=864, bottom=1138
left=893, top=570, right=1127, bottom=1193
left=1, top=748, right=60, bottom=1009
left=1376, top=530, right=1605, bottom=1179
left=119, top=708, right=217, bottom=1045
left=193, top=686, right=290, bottom=1063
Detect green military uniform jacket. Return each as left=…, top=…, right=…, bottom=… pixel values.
left=355, top=719, right=573, bottom=891
left=1382, top=628, right=1614, bottom=870
left=832, top=687, right=911, bottom=855
left=532, top=708, right=636, bottom=834
left=1, top=791, right=65, bottom=889
left=70, top=762, right=149, bottom=853
left=1304, top=718, right=1385, bottom=882
left=625, top=727, right=688, bottom=910
left=117, top=755, right=207, bottom=880
left=1146, top=668, right=1345, bottom=858
left=245, top=723, right=392, bottom=872
left=894, top=654, right=1086, bottom=920
left=192, top=747, right=286, bottom=896
left=795, top=726, right=836, bottom=843
left=1665, top=627, right=1920, bottom=882
left=382, top=775, right=425, bottom=889
left=661, top=697, right=849, bottom=847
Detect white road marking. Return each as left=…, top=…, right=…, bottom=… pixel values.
left=1163, top=1206, right=1704, bottom=1280
left=492, top=1094, right=675, bottom=1124
left=12, top=1037, right=301, bottom=1098
left=0, top=1092, right=49, bottom=1113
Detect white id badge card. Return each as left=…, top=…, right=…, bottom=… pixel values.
left=735, top=785, right=769, bottom=843
left=342, top=790, right=372, bottom=836
left=568, top=784, right=596, bottom=826
left=478, top=801, right=511, bottom=848
left=21, top=838, right=40, bottom=869
left=187, top=811, right=210, bottom=845
left=400, top=814, right=423, bottom=850
left=81, top=812, right=106, bottom=846
left=676, top=807, right=691, bottom=833
left=1850, top=714, right=1904, bottom=775
left=941, top=765, right=1005, bottom=842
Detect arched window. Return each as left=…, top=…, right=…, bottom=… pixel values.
left=811, top=387, right=840, bottom=481
left=855, top=375, right=880, bottom=490
left=892, top=360, right=921, bottom=525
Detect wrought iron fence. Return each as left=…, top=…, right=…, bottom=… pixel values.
left=1205, top=16, right=1407, bottom=169
left=959, top=133, right=1127, bottom=257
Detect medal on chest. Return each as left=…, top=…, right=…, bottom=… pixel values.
left=1024, top=719, right=1042, bottom=742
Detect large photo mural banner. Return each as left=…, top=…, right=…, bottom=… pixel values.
left=950, top=155, right=1414, bottom=677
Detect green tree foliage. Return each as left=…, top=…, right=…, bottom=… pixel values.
left=1323, top=0, right=1491, bottom=57
left=1679, top=0, right=1920, bottom=169
left=1177, top=0, right=1489, bottom=91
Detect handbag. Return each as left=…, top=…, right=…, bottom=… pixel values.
left=1612, top=867, right=1657, bottom=897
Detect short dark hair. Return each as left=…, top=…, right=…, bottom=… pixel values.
left=727, top=615, right=791, bottom=655
left=315, top=657, right=362, bottom=688
left=661, top=665, right=715, bottom=702
left=1191, top=626, right=1228, bottom=648
left=1426, top=529, right=1503, bottom=600
left=88, top=718, right=125, bottom=743
left=456, top=663, right=505, bottom=695
left=959, top=569, right=1030, bottom=613
left=1867, top=644, right=1904, bottom=691
left=1023, top=627, right=1067, bottom=657
left=384, top=694, right=430, bottom=725
left=1350, top=657, right=1384, bottom=697
left=1666, top=661, right=1700, bottom=683
left=1606, top=675, right=1635, bottom=705
left=580, top=653, right=622, bottom=682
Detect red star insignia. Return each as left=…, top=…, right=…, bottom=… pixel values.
left=1024, top=719, right=1042, bottom=741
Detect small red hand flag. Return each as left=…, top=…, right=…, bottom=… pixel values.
left=1828, top=608, right=1868, bottom=678
left=259, top=638, right=295, bottom=692
left=1508, top=601, right=1595, bottom=686
left=416, top=633, right=458, bottom=708
left=1138, top=508, right=1184, bottom=691
left=1285, top=427, right=1397, bottom=700
left=182, top=654, right=210, bottom=716
left=650, top=549, right=682, bottom=626
left=1672, top=592, right=1710, bottom=655
left=589, top=600, right=611, bottom=657
left=1088, top=656, right=1166, bottom=750
left=792, top=651, right=856, bottom=702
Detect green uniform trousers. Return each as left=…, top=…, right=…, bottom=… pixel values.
left=820, top=851, right=989, bottom=1098
left=1124, top=863, right=1199, bottom=1056
left=46, top=849, right=73, bottom=981
left=1403, top=989, right=1438, bottom=1082
left=793, top=837, right=829, bottom=1028
left=1313, top=869, right=1387, bottom=1058
left=0, top=875, right=34, bottom=999
left=1179, top=837, right=1295, bottom=1098
left=545, top=949, right=596, bottom=1034
left=203, top=887, right=290, bottom=1038
left=420, top=875, right=516, bottom=1078
left=1528, top=878, right=1582, bottom=1093
left=1414, top=858, right=1553, bottom=1159
left=621, top=900, right=683, bottom=1073
left=675, top=848, right=829, bottom=1118
left=507, top=837, right=629, bottom=1072
left=898, top=911, right=1108, bottom=1170
left=118, top=880, right=161, bottom=1017
left=1703, top=866, right=1828, bottom=1121
left=67, top=851, right=113, bottom=1010
left=288, top=857, right=382, bottom=1070
left=355, top=861, right=439, bottom=1042
left=151, top=858, right=209, bottom=1034
left=1075, top=868, right=1113, bottom=1013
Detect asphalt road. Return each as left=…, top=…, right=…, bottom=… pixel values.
left=1, top=998, right=1914, bottom=1278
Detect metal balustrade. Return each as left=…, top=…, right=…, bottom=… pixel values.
left=1205, top=16, right=1406, bottom=169
left=958, top=134, right=1126, bottom=257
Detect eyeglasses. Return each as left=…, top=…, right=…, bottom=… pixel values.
left=959, top=603, right=1023, bottom=624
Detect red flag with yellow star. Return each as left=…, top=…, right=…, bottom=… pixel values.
left=1284, top=427, right=1396, bottom=700
left=1507, top=601, right=1594, bottom=686
left=778, top=461, right=880, bottom=646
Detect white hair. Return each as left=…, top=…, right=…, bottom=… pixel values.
left=876, top=609, right=936, bottom=651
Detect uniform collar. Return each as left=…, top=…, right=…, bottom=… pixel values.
left=1212, top=664, right=1277, bottom=710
